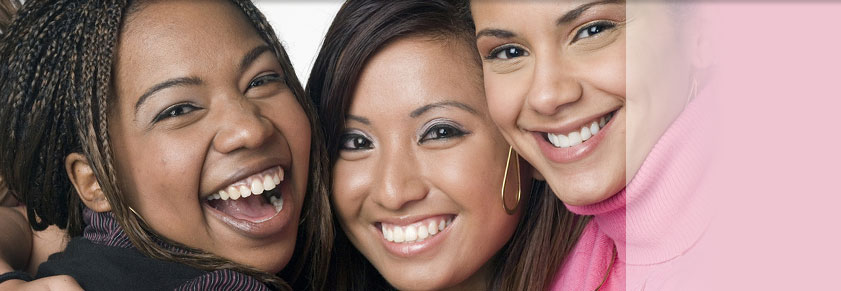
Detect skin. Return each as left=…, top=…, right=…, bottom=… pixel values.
left=472, top=0, right=627, bottom=206
left=332, top=37, right=525, bottom=290
left=105, top=0, right=309, bottom=273
left=472, top=0, right=704, bottom=206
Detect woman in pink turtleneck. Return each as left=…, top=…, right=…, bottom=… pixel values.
left=469, top=1, right=713, bottom=290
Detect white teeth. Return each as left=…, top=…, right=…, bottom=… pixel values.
left=428, top=221, right=438, bottom=235
left=269, top=195, right=284, bottom=212
left=228, top=186, right=241, bottom=200
left=209, top=167, right=285, bottom=202
left=580, top=126, right=592, bottom=141
left=590, top=121, right=600, bottom=136
left=263, top=175, right=275, bottom=191
left=382, top=218, right=452, bottom=244
left=404, top=226, right=418, bottom=242
left=545, top=112, right=614, bottom=148
left=251, top=179, right=264, bottom=195
left=393, top=227, right=405, bottom=243
left=417, top=225, right=429, bottom=240
left=568, top=132, right=583, bottom=146
left=239, top=185, right=252, bottom=198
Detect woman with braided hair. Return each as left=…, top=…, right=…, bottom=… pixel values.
left=0, top=0, right=333, bottom=290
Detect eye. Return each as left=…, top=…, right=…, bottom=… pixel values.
left=153, top=103, right=201, bottom=123
left=247, top=73, right=282, bottom=89
left=572, top=20, right=617, bottom=42
left=486, top=45, right=529, bottom=60
left=420, top=123, right=468, bottom=143
left=339, top=133, right=373, bottom=151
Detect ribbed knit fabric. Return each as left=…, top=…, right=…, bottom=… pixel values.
left=550, top=90, right=714, bottom=291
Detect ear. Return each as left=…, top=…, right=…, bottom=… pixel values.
left=65, top=153, right=111, bottom=212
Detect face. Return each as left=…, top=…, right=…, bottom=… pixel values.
left=472, top=0, right=626, bottom=206
left=332, top=37, right=524, bottom=290
left=108, top=0, right=310, bottom=273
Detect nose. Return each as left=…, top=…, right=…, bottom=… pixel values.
left=370, top=142, right=428, bottom=211
left=212, top=97, right=274, bottom=154
left=526, top=54, right=582, bottom=116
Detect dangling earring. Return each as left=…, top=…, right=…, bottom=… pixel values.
left=501, top=146, right=521, bottom=215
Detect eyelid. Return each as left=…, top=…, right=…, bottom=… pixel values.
left=418, top=119, right=470, bottom=143
left=485, top=43, right=529, bottom=61
left=151, top=102, right=200, bottom=124
left=571, top=20, right=620, bottom=43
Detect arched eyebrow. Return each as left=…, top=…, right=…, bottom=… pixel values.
left=475, top=0, right=623, bottom=39
left=410, top=101, right=478, bottom=118
left=134, top=76, right=203, bottom=115
left=557, top=0, right=623, bottom=25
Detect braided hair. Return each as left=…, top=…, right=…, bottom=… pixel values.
left=0, top=1, right=332, bottom=290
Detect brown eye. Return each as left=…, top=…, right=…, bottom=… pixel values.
left=487, top=45, right=529, bottom=60
left=153, top=103, right=200, bottom=123
left=420, top=124, right=467, bottom=143
left=247, top=73, right=282, bottom=89
left=340, top=133, right=373, bottom=151
left=572, top=20, right=617, bottom=42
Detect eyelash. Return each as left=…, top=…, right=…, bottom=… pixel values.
left=572, top=20, right=617, bottom=42
left=419, top=123, right=468, bottom=144
left=153, top=103, right=201, bottom=123
left=486, top=45, right=529, bottom=61
left=248, top=73, right=282, bottom=89
left=339, top=133, right=373, bottom=151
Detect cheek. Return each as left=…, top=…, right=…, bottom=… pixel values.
left=483, top=69, right=529, bottom=131
left=332, top=160, right=371, bottom=224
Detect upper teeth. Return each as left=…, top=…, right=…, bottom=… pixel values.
left=381, top=217, right=453, bottom=244
left=546, top=112, right=613, bottom=148
left=206, top=166, right=284, bottom=201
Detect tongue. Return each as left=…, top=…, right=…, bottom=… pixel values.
left=207, top=195, right=278, bottom=221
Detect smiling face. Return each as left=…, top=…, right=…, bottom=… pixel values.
left=107, top=0, right=309, bottom=273
left=331, top=37, right=523, bottom=290
left=471, top=0, right=626, bottom=206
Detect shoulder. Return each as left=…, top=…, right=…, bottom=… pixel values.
left=36, top=237, right=206, bottom=290
left=175, top=269, right=271, bottom=291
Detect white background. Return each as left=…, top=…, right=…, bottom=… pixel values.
left=255, top=1, right=344, bottom=86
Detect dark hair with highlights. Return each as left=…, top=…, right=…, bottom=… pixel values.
left=307, top=0, right=589, bottom=290
left=0, top=0, right=332, bottom=290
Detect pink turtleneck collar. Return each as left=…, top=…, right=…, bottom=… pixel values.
left=552, top=89, right=714, bottom=290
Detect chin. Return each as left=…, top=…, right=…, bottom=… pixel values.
left=551, top=174, right=625, bottom=207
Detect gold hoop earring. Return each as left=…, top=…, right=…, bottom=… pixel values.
left=501, top=146, right=521, bottom=215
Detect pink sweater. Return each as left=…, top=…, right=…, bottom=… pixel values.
left=550, top=91, right=714, bottom=291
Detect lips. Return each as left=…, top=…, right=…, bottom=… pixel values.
left=374, top=215, right=456, bottom=257
left=533, top=108, right=620, bottom=164
left=205, top=166, right=285, bottom=223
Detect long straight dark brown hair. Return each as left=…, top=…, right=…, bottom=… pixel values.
left=0, top=1, right=332, bottom=290
left=307, top=0, right=590, bottom=290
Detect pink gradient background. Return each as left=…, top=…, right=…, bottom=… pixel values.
left=626, top=2, right=841, bottom=290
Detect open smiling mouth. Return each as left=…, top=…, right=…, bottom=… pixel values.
left=543, top=110, right=616, bottom=148
left=205, top=166, right=285, bottom=223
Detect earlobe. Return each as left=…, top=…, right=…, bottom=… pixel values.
left=65, top=153, right=111, bottom=212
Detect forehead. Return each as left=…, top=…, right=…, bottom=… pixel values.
left=114, top=0, right=266, bottom=97
left=352, top=37, right=485, bottom=114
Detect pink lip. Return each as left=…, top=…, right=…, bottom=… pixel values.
left=204, top=183, right=293, bottom=239
left=376, top=215, right=455, bottom=258
left=533, top=110, right=617, bottom=164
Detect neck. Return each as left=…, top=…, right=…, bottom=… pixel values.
left=439, top=259, right=493, bottom=291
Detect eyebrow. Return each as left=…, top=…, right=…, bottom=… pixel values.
left=410, top=101, right=478, bottom=118
left=239, top=45, right=272, bottom=75
left=475, top=0, right=622, bottom=39
left=557, top=0, right=622, bottom=25
left=133, top=45, right=274, bottom=116
left=346, top=114, right=370, bottom=125
left=134, top=76, right=203, bottom=115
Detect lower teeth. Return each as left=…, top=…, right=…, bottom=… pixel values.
left=269, top=195, right=283, bottom=212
